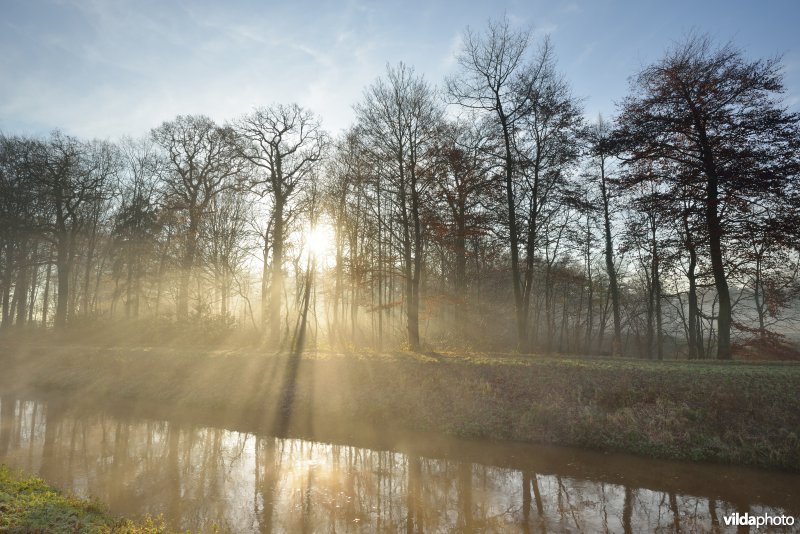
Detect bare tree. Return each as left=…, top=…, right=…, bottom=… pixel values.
left=515, top=40, right=583, bottom=349
left=0, top=135, right=43, bottom=328
left=428, top=119, right=497, bottom=332
left=203, top=187, right=250, bottom=319
left=152, top=115, right=242, bottom=321
left=34, top=133, right=118, bottom=328
left=355, top=63, right=442, bottom=351
left=448, top=19, right=581, bottom=350
left=585, top=116, right=622, bottom=355
left=234, top=104, right=327, bottom=346
left=112, top=137, right=162, bottom=319
left=446, top=17, right=533, bottom=349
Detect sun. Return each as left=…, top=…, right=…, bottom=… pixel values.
left=303, top=222, right=337, bottom=267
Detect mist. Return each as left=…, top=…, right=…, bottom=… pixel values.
left=1, top=10, right=800, bottom=534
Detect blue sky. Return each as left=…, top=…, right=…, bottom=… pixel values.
left=1, top=0, right=798, bottom=139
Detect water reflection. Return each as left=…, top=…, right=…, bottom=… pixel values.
left=1, top=396, right=798, bottom=532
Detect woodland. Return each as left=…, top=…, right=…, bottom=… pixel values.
left=1, top=23, right=799, bottom=361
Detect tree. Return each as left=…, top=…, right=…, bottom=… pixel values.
left=325, top=128, right=372, bottom=345
left=615, top=34, right=800, bottom=359
left=584, top=116, right=622, bottom=355
left=515, top=40, right=583, bottom=350
left=35, top=133, right=118, bottom=328
left=667, top=162, right=709, bottom=359
left=446, top=17, right=532, bottom=349
left=111, top=137, right=162, bottom=319
left=234, top=104, right=327, bottom=346
left=448, top=18, right=582, bottom=350
left=427, top=120, right=497, bottom=331
left=152, top=115, right=242, bottom=321
left=731, top=196, right=800, bottom=356
left=0, top=135, right=43, bottom=328
left=203, top=186, right=250, bottom=319
left=74, top=140, right=119, bottom=318
left=355, top=63, right=442, bottom=351
left=620, top=163, right=666, bottom=359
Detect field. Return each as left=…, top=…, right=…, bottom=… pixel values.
left=2, top=338, right=799, bottom=472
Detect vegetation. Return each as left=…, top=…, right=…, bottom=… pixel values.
left=3, top=339, right=799, bottom=471
left=614, top=34, right=800, bottom=359
left=2, top=11, right=798, bottom=532
left=0, top=465, right=166, bottom=533
left=0, top=23, right=797, bottom=359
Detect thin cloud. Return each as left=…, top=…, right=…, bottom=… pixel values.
left=2, top=0, right=797, bottom=139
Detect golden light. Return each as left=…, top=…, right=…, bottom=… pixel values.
left=303, top=222, right=337, bottom=267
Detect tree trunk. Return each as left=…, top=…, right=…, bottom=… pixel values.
left=409, top=171, right=423, bottom=352
left=333, top=219, right=344, bottom=341
left=269, top=197, right=285, bottom=346
left=177, top=212, right=199, bottom=321
left=600, top=158, right=621, bottom=356
left=261, top=230, right=270, bottom=328
left=1, top=284, right=9, bottom=329
left=696, top=124, right=732, bottom=360
left=27, top=244, right=40, bottom=324
left=41, top=249, right=53, bottom=327
left=706, top=172, right=732, bottom=359
left=221, top=268, right=229, bottom=318
left=753, top=254, right=767, bottom=342
left=293, top=257, right=314, bottom=352
left=350, top=193, right=361, bottom=343
left=13, top=244, right=29, bottom=327
left=499, top=111, right=526, bottom=350
left=683, top=212, right=702, bottom=359
left=376, top=182, right=384, bottom=350
left=126, top=251, right=135, bottom=319
left=400, top=181, right=419, bottom=351
left=454, top=206, right=467, bottom=330
left=54, top=234, right=71, bottom=329
left=651, top=219, right=663, bottom=360
left=154, top=227, right=172, bottom=318
left=82, top=214, right=99, bottom=316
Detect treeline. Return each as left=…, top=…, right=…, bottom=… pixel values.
left=1, top=22, right=799, bottom=359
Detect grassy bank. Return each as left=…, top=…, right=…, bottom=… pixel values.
left=0, top=465, right=164, bottom=533
left=2, top=341, right=799, bottom=471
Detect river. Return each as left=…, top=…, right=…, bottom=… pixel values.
left=0, top=396, right=797, bottom=532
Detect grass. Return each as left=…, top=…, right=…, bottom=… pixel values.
left=2, top=338, right=799, bottom=471
left=0, top=465, right=166, bottom=533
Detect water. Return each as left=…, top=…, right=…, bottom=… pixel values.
left=1, top=396, right=798, bottom=532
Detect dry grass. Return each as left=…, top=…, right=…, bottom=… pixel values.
left=2, top=339, right=799, bottom=471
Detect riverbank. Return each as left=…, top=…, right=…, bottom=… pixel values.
left=2, top=341, right=799, bottom=471
left=0, top=465, right=164, bottom=533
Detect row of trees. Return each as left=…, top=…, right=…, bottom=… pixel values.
left=1, top=22, right=798, bottom=359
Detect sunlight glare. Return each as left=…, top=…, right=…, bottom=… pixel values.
left=303, top=222, right=337, bottom=267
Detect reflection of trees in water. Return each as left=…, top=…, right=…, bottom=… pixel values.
left=255, top=436, right=277, bottom=534
left=623, top=486, right=633, bottom=534
left=406, top=455, right=422, bottom=533
left=459, top=462, right=473, bottom=531
left=40, top=401, right=62, bottom=483
left=165, top=422, right=180, bottom=527
left=522, top=472, right=545, bottom=533
left=0, top=400, right=796, bottom=532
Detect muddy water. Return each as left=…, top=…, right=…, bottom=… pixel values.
left=0, top=396, right=798, bottom=533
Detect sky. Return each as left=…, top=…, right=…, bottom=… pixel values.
left=1, top=0, right=799, bottom=140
